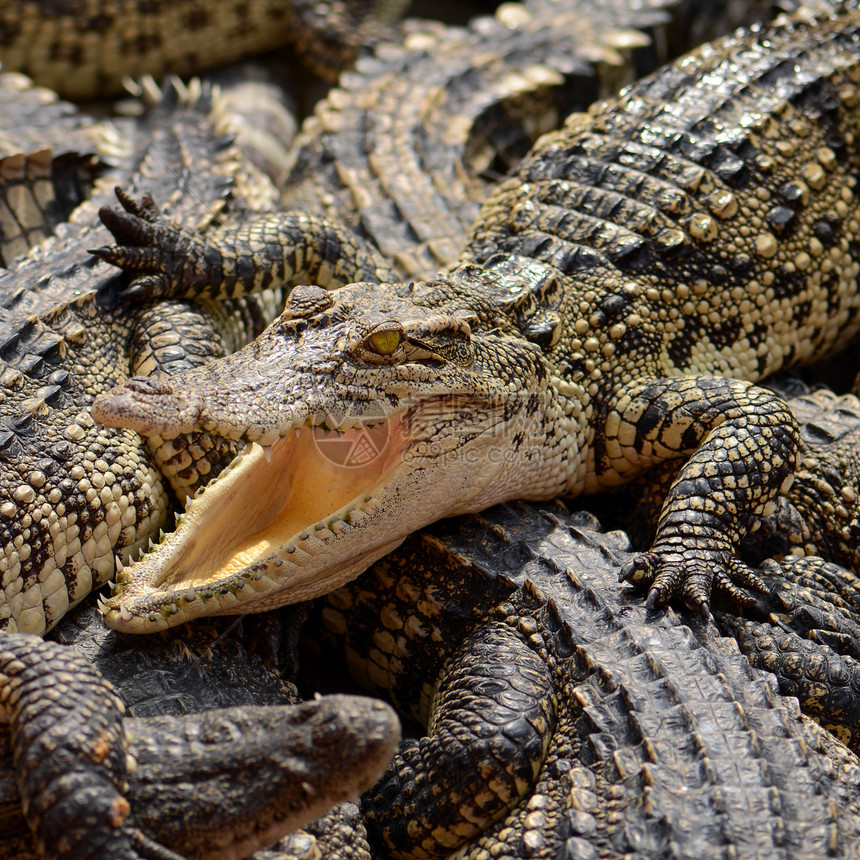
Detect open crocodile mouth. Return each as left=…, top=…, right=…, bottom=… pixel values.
left=99, top=416, right=414, bottom=631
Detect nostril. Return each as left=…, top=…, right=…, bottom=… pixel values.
left=126, top=376, right=173, bottom=395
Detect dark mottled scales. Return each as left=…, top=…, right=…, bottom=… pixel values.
left=0, top=628, right=400, bottom=860
left=472, top=17, right=860, bottom=381
left=319, top=500, right=860, bottom=859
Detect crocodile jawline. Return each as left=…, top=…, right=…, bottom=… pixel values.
left=99, top=418, right=414, bottom=631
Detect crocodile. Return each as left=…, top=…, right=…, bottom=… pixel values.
left=0, top=0, right=762, bottom=636
left=279, top=0, right=781, bottom=282
left=90, top=2, right=860, bottom=631
left=0, top=630, right=400, bottom=860
left=0, top=0, right=410, bottom=100
left=310, top=498, right=860, bottom=859
left=48, top=375, right=860, bottom=860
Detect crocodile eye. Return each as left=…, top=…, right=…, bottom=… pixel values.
left=367, top=328, right=403, bottom=355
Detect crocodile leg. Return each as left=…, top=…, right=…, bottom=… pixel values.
left=91, top=188, right=396, bottom=302
left=604, top=376, right=800, bottom=613
left=757, top=554, right=860, bottom=612
left=593, top=380, right=860, bottom=754
left=360, top=619, right=556, bottom=860
left=714, top=552, right=860, bottom=756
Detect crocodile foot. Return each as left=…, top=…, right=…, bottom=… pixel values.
left=619, top=544, right=766, bottom=615
left=90, top=187, right=211, bottom=301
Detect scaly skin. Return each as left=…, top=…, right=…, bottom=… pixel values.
left=715, top=382, right=860, bottom=757
left=0, top=633, right=400, bottom=860
left=320, top=500, right=860, bottom=859
left=0, top=0, right=409, bottom=99
left=604, top=380, right=860, bottom=572
left=91, top=6, right=860, bottom=630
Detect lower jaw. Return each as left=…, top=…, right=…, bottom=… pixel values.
left=163, top=418, right=404, bottom=577
left=102, top=530, right=411, bottom=631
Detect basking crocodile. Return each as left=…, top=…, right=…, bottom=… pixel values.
left=91, top=3, right=860, bottom=630
left=312, top=498, right=860, bottom=859
left=0, top=0, right=756, bottom=635
left=0, top=630, right=400, bottom=860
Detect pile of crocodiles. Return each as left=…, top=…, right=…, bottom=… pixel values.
left=6, top=0, right=860, bottom=857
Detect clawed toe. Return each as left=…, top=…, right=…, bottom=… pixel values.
left=114, top=186, right=159, bottom=220
left=620, top=544, right=759, bottom=614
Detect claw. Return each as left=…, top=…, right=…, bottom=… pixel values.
left=683, top=594, right=710, bottom=617
left=88, top=245, right=117, bottom=263
left=114, top=186, right=159, bottom=220
left=98, top=204, right=151, bottom=246
left=121, top=275, right=169, bottom=301
left=619, top=553, right=652, bottom=584
left=645, top=588, right=664, bottom=610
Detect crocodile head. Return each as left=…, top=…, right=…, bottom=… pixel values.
left=92, top=280, right=554, bottom=630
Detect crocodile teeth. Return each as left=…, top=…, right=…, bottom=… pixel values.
left=262, top=444, right=274, bottom=463
left=114, top=555, right=124, bottom=573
